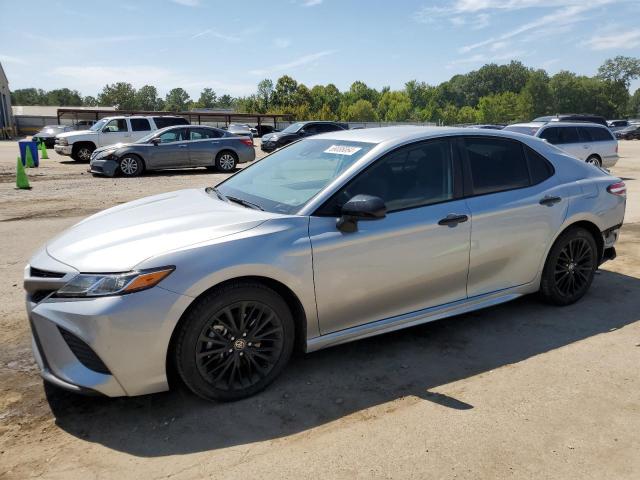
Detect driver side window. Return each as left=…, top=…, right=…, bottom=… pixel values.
left=319, top=139, right=454, bottom=215
left=103, top=119, right=127, bottom=133
left=159, top=128, right=187, bottom=143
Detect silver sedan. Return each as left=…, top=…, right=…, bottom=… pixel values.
left=25, top=127, right=626, bottom=401
left=89, top=125, right=255, bottom=177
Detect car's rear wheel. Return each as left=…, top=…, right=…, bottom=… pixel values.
left=119, top=155, right=144, bottom=177
left=540, top=227, right=598, bottom=305
left=586, top=155, right=602, bottom=167
left=215, top=151, right=238, bottom=172
left=174, top=282, right=294, bottom=401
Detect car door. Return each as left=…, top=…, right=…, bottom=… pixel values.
left=99, top=118, right=131, bottom=146
left=188, top=127, right=223, bottom=166
left=460, top=136, right=567, bottom=297
left=309, top=138, right=471, bottom=334
left=558, top=126, right=588, bottom=160
left=129, top=118, right=152, bottom=142
left=147, top=127, right=189, bottom=169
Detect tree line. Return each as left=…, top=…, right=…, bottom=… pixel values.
left=11, top=56, right=640, bottom=124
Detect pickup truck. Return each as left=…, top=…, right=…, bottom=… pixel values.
left=54, top=115, right=189, bottom=161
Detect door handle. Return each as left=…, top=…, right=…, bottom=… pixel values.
left=210, top=141, right=219, bottom=144
left=438, top=214, right=469, bottom=226
left=178, top=144, right=188, bottom=148
left=539, top=195, right=561, bottom=206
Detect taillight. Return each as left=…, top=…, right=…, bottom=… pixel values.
left=607, top=181, right=626, bottom=196
left=240, top=138, right=253, bottom=147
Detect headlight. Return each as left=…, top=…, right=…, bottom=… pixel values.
left=57, top=138, right=68, bottom=146
left=54, top=267, right=174, bottom=298
left=269, top=136, right=278, bottom=141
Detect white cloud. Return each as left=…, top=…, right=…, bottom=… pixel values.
left=249, top=50, right=336, bottom=76
left=0, top=54, right=28, bottom=65
left=446, top=51, right=526, bottom=68
left=172, top=0, right=200, bottom=6
left=302, top=0, right=323, bottom=6
left=274, top=38, right=291, bottom=49
left=584, top=29, right=640, bottom=51
left=190, top=29, right=241, bottom=42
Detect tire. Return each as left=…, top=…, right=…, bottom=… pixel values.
left=174, top=282, right=295, bottom=401
left=71, top=144, right=95, bottom=162
left=539, top=227, right=598, bottom=306
left=119, top=155, right=144, bottom=177
left=215, top=151, right=238, bottom=172
left=586, top=155, right=602, bottom=167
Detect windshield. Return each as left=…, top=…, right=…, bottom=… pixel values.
left=281, top=122, right=304, bottom=134
left=503, top=125, right=540, bottom=136
left=217, top=139, right=376, bottom=214
left=89, top=119, right=109, bottom=131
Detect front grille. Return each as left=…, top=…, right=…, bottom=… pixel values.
left=58, top=327, right=111, bottom=374
left=31, top=290, right=54, bottom=303
left=30, top=267, right=65, bottom=278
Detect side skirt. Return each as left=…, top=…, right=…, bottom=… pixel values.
left=306, top=284, right=535, bottom=353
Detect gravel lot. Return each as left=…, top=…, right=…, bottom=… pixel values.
left=0, top=138, right=639, bottom=479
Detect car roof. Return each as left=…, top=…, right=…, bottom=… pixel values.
left=509, top=122, right=607, bottom=129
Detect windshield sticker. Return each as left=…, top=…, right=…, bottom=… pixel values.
left=324, top=145, right=362, bottom=156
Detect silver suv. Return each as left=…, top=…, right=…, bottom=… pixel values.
left=504, top=122, right=618, bottom=168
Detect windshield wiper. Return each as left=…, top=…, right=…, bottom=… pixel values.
left=206, top=186, right=228, bottom=202
left=226, top=196, right=264, bottom=211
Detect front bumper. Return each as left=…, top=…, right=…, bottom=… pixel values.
left=261, top=142, right=277, bottom=152
left=25, top=252, right=193, bottom=397
left=54, top=145, right=72, bottom=156
left=89, top=158, right=119, bottom=177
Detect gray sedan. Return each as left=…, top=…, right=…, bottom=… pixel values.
left=25, top=127, right=625, bottom=401
left=89, top=125, right=255, bottom=177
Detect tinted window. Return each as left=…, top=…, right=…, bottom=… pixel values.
left=463, top=137, right=529, bottom=195
left=153, top=117, right=189, bottom=129
left=584, top=126, right=614, bottom=142
left=525, top=146, right=554, bottom=185
left=190, top=127, right=222, bottom=140
left=557, top=127, right=580, bottom=144
left=130, top=118, right=151, bottom=132
left=158, top=128, right=187, bottom=143
left=539, top=127, right=560, bottom=144
left=317, top=123, right=342, bottom=133
left=503, top=125, right=540, bottom=136
left=322, top=139, right=454, bottom=214
left=302, top=124, right=319, bottom=135
left=103, top=119, right=127, bottom=133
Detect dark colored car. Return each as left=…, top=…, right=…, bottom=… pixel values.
left=614, top=125, right=640, bottom=140
left=89, top=125, right=255, bottom=177
left=32, top=125, right=74, bottom=147
left=466, top=124, right=505, bottom=130
left=261, top=121, right=347, bottom=152
left=533, top=114, right=608, bottom=127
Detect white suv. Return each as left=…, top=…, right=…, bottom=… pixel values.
left=504, top=122, right=618, bottom=168
left=54, top=115, right=189, bottom=161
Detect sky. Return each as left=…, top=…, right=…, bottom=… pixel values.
left=1, top=0, right=639, bottom=99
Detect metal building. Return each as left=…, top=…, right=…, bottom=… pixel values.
left=0, top=62, right=13, bottom=138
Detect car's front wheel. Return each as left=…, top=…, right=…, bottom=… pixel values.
left=174, top=282, right=294, bottom=401
left=119, top=155, right=144, bottom=177
left=540, top=227, right=598, bottom=305
left=586, top=155, right=602, bottom=167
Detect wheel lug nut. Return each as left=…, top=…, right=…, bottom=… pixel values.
left=228, top=348, right=233, bottom=353
left=231, top=337, right=235, bottom=341
left=242, top=332, right=247, bottom=337
left=239, top=352, right=244, bottom=356
left=248, top=342, right=252, bottom=346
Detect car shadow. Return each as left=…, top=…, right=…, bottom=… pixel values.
left=46, top=269, right=640, bottom=457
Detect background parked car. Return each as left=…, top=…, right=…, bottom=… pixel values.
left=533, top=114, right=608, bottom=127
left=608, top=119, right=631, bottom=132
left=55, top=115, right=189, bottom=161
left=89, top=125, right=255, bottom=177
left=261, top=121, right=347, bottom=152
left=226, top=124, right=255, bottom=140
left=32, top=125, right=74, bottom=148
left=466, top=124, right=505, bottom=130
left=255, top=124, right=277, bottom=137
left=504, top=122, right=618, bottom=167
left=614, top=125, right=640, bottom=140
left=73, top=120, right=96, bottom=130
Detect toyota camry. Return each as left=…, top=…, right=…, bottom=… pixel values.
left=24, top=127, right=626, bottom=401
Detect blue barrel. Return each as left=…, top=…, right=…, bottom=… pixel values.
left=19, top=140, right=39, bottom=167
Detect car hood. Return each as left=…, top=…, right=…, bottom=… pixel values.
left=93, top=142, right=137, bottom=155
left=45, top=188, right=277, bottom=272
left=262, top=132, right=296, bottom=141
left=57, top=130, right=96, bottom=139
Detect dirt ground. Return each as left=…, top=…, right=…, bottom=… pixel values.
left=0, top=138, right=639, bottom=479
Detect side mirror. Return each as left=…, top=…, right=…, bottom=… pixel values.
left=150, top=137, right=161, bottom=145
left=298, top=129, right=306, bottom=136
left=102, top=128, right=110, bottom=133
left=336, top=194, right=386, bottom=233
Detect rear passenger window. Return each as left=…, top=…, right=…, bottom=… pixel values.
left=190, top=128, right=221, bottom=140
left=130, top=118, right=151, bottom=132
left=463, top=137, right=530, bottom=195
left=584, top=126, right=613, bottom=142
left=153, top=117, right=189, bottom=129
left=525, top=146, right=554, bottom=185
left=539, top=127, right=560, bottom=144
left=558, top=127, right=580, bottom=144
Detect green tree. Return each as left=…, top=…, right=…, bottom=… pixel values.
left=256, top=79, right=274, bottom=112
left=83, top=95, right=98, bottom=107
left=477, top=92, right=520, bottom=124
left=377, top=91, right=412, bottom=121
left=272, top=75, right=298, bottom=110
left=597, top=56, right=640, bottom=88
left=457, top=105, right=479, bottom=124
left=135, top=85, right=161, bottom=110
left=98, top=82, right=137, bottom=109
left=164, top=88, right=191, bottom=112
left=517, top=70, right=552, bottom=119
left=628, top=88, right=640, bottom=117
left=216, top=94, right=235, bottom=109
left=10, top=88, right=47, bottom=105
left=45, top=88, right=83, bottom=106
left=345, top=99, right=377, bottom=121
left=195, top=88, right=217, bottom=109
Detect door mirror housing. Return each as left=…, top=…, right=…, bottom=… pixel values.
left=150, top=137, right=161, bottom=145
left=336, top=194, right=386, bottom=233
